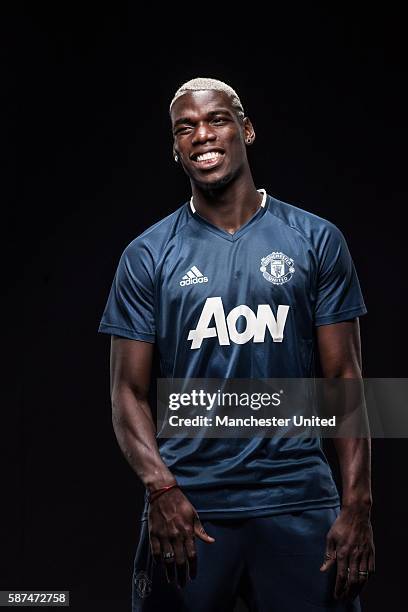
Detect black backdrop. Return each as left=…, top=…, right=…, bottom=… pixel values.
left=3, top=3, right=408, bottom=611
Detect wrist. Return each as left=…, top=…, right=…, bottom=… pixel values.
left=148, top=483, right=180, bottom=504
left=342, top=495, right=372, bottom=512
left=143, top=470, right=177, bottom=492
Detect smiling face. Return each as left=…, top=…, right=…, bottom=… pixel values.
left=170, top=89, right=255, bottom=191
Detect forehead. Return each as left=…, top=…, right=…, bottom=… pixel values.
left=170, top=90, right=236, bottom=123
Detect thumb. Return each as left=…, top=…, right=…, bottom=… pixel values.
left=193, top=514, right=215, bottom=543
left=320, top=536, right=336, bottom=572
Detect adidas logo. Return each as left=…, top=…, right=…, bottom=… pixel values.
left=180, top=266, right=209, bottom=287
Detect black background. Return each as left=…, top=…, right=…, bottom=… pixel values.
left=3, top=3, right=407, bottom=611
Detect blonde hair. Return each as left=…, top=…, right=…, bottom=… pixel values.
left=169, top=77, right=245, bottom=120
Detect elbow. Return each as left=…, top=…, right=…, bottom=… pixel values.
left=329, top=365, right=362, bottom=379
left=110, top=384, right=148, bottom=425
left=110, top=382, right=145, bottom=408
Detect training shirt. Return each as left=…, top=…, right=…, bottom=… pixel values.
left=98, top=189, right=367, bottom=519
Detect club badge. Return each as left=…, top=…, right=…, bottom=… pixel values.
left=260, top=251, right=295, bottom=285
left=134, top=571, right=152, bottom=598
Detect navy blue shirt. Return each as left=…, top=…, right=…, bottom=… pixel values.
left=98, top=189, right=367, bottom=519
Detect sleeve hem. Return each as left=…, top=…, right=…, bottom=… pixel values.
left=314, top=305, right=367, bottom=326
left=98, top=323, right=155, bottom=343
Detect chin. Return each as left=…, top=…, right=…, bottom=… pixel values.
left=194, top=172, right=234, bottom=192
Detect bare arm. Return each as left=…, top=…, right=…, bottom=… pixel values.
left=110, top=336, right=175, bottom=490
left=110, top=336, right=215, bottom=587
left=317, top=319, right=372, bottom=508
left=317, top=319, right=375, bottom=601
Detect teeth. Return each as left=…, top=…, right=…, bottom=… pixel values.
left=196, top=151, right=220, bottom=162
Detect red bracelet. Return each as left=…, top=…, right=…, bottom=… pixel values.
left=148, top=483, right=179, bottom=504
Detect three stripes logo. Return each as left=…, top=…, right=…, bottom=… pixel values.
left=180, top=266, right=209, bottom=287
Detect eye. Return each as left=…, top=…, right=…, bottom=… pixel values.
left=175, top=126, right=193, bottom=135
left=211, top=117, right=227, bottom=124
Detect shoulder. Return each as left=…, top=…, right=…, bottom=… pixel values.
left=122, top=201, right=192, bottom=261
left=266, top=194, right=345, bottom=249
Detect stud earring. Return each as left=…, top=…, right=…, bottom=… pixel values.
left=246, top=138, right=251, bottom=144
left=174, top=154, right=179, bottom=162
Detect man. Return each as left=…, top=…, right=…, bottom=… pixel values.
left=98, top=77, right=374, bottom=611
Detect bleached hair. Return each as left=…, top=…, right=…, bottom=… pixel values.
left=169, top=77, right=245, bottom=120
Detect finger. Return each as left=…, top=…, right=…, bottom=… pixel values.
left=150, top=535, right=162, bottom=565
left=357, top=556, right=370, bottom=586
left=164, top=563, right=175, bottom=585
left=193, top=516, right=215, bottom=543
left=172, top=539, right=188, bottom=588
left=161, top=541, right=176, bottom=584
left=344, top=555, right=363, bottom=601
left=347, top=555, right=361, bottom=586
left=368, top=551, right=375, bottom=576
left=334, top=554, right=349, bottom=600
left=184, top=536, right=198, bottom=580
left=320, top=536, right=336, bottom=572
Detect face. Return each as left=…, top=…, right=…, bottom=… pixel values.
left=170, top=90, right=255, bottom=190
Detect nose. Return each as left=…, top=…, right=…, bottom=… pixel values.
left=191, top=122, right=216, bottom=144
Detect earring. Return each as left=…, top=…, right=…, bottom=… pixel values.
left=174, top=154, right=179, bottom=162
left=246, top=138, right=251, bottom=144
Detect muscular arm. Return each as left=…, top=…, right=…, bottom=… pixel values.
left=317, top=319, right=375, bottom=600
left=316, top=319, right=372, bottom=509
left=110, top=336, right=175, bottom=490
left=109, top=336, right=214, bottom=587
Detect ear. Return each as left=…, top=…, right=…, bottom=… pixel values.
left=243, top=117, right=256, bottom=145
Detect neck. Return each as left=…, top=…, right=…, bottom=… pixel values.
left=190, top=177, right=264, bottom=235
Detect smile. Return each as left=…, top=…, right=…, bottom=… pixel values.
left=191, top=150, right=225, bottom=169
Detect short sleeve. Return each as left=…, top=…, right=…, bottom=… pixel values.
left=98, top=240, right=156, bottom=342
left=314, top=223, right=367, bottom=326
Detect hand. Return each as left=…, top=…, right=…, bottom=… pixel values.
left=148, top=487, right=215, bottom=588
left=320, top=504, right=375, bottom=601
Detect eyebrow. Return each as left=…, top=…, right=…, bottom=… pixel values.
left=173, top=108, right=234, bottom=128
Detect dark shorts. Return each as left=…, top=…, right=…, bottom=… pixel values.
left=131, top=506, right=361, bottom=612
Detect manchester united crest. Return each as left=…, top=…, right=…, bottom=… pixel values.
left=134, top=570, right=152, bottom=598
left=260, top=252, right=295, bottom=285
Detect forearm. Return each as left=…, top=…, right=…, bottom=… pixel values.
left=316, top=319, right=372, bottom=511
left=333, top=436, right=372, bottom=510
left=331, top=371, right=372, bottom=511
left=111, top=386, right=176, bottom=490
